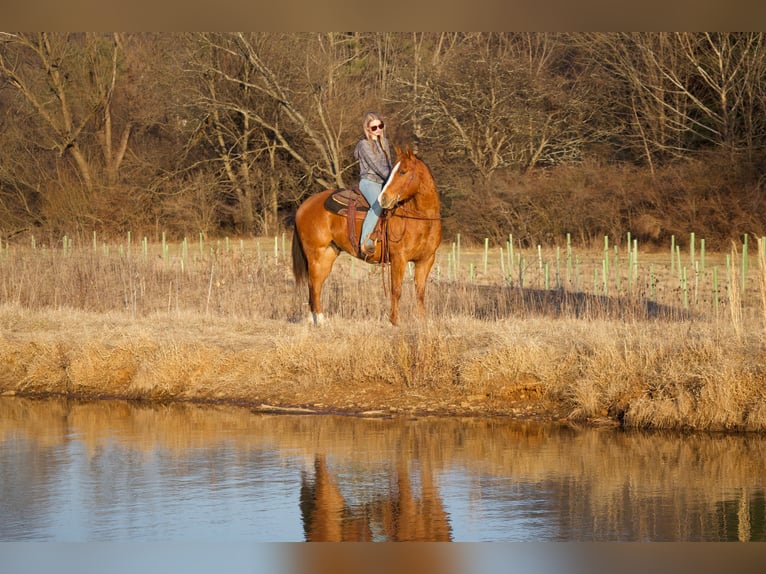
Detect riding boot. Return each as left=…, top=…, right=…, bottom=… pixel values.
left=362, top=238, right=376, bottom=256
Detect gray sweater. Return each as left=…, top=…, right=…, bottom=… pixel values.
left=354, top=139, right=391, bottom=185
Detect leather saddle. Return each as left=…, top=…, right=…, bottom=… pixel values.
left=324, top=187, right=384, bottom=259
left=324, top=187, right=370, bottom=218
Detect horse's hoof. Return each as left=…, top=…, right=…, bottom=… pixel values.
left=308, top=312, right=326, bottom=326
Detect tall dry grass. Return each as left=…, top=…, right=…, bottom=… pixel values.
left=1, top=232, right=765, bottom=431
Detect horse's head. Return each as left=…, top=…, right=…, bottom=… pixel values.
left=378, top=146, right=423, bottom=210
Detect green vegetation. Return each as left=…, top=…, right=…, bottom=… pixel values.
left=1, top=232, right=765, bottom=432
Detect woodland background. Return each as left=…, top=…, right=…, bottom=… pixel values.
left=1, top=32, right=766, bottom=250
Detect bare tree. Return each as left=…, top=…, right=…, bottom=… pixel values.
left=586, top=33, right=766, bottom=168
left=0, top=32, right=179, bottom=235
left=670, top=33, right=766, bottom=159
left=0, top=33, right=136, bottom=193
left=184, top=32, right=376, bottom=234
left=401, top=33, right=597, bottom=186
left=584, top=33, right=673, bottom=170
left=0, top=117, right=45, bottom=235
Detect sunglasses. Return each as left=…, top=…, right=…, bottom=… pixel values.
left=369, top=123, right=384, bottom=131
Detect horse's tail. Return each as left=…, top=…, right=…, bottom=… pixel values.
left=291, top=225, right=308, bottom=286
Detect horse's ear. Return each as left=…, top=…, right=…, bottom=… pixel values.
left=395, top=145, right=403, bottom=157
left=404, top=145, right=413, bottom=158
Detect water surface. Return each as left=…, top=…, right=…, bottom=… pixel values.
left=1, top=397, right=764, bottom=542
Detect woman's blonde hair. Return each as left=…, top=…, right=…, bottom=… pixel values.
left=362, top=111, right=390, bottom=161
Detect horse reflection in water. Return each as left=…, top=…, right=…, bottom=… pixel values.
left=300, top=454, right=452, bottom=542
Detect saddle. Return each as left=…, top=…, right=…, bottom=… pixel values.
left=323, top=187, right=370, bottom=217
left=324, top=187, right=386, bottom=260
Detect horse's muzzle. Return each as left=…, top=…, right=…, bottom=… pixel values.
left=378, top=192, right=399, bottom=210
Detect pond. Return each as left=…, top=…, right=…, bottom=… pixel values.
left=1, top=397, right=765, bottom=543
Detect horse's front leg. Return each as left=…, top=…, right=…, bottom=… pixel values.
left=389, top=257, right=407, bottom=326
left=413, top=254, right=436, bottom=319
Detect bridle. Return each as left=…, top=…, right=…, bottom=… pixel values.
left=380, top=164, right=441, bottom=223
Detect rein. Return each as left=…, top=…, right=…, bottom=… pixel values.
left=377, top=211, right=392, bottom=297
left=390, top=206, right=441, bottom=221
left=388, top=190, right=441, bottom=222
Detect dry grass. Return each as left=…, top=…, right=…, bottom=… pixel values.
left=1, top=234, right=766, bottom=431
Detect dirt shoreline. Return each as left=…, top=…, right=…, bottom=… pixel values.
left=1, top=381, right=580, bottom=425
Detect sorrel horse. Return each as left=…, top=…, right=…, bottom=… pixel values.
left=292, top=146, right=442, bottom=326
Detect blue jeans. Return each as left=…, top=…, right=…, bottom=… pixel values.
left=359, top=178, right=383, bottom=248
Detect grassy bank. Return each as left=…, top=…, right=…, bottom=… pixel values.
left=1, top=233, right=765, bottom=431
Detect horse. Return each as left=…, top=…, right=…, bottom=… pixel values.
left=291, top=146, right=442, bottom=326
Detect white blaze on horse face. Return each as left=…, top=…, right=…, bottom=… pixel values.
left=379, top=161, right=401, bottom=205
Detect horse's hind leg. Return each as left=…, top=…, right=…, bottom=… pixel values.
left=307, top=246, right=339, bottom=326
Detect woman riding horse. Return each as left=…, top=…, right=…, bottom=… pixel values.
left=292, top=146, right=442, bottom=326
